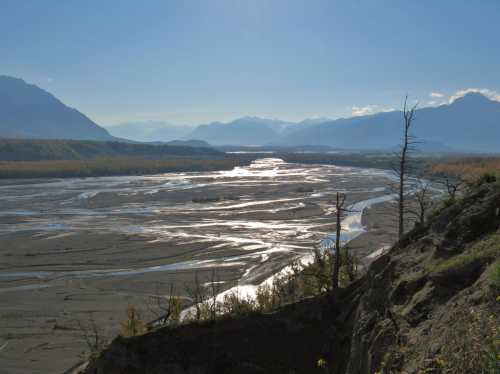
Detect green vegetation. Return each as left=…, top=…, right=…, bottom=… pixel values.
left=0, top=157, right=253, bottom=178
left=431, top=233, right=500, bottom=275
left=0, top=137, right=224, bottom=161
left=486, top=259, right=500, bottom=289
left=274, top=152, right=435, bottom=172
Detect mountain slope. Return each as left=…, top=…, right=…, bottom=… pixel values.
left=282, top=93, right=500, bottom=152
left=84, top=179, right=500, bottom=374
left=0, top=76, right=113, bottom=141
left=187, top=117, right=294, bottom=146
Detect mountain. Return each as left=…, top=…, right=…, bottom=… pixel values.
left=0, top=76, right=113, bottom=141
left=186, top=117, right=294, bottom=146
left=184, top=94, right=500, bottom=152
left=185, top=117, right=333, bottom=146
left=280, top=117, right=332, bottom=136
left=106, top=121, right=195, bottom=142
left=281, top=93, right=500, bottom=152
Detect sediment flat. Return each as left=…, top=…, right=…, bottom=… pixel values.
left=0, top=159, right=400, bottom=374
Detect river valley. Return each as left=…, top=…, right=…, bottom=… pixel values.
left=0, top=158, right=400, bottom=373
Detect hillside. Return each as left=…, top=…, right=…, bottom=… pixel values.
left=0, top=138, right=223, bottom=161
left=84, top=179, right=500, bottom=374
left=0, top=76, right=113, bottom=141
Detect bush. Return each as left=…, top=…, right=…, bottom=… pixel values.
left=120, top=305, right=146, bottom=337
left=219, top=291, right=257, bottom=316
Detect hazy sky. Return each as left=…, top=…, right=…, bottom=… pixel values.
left=1, top=0, right=499, bottom=126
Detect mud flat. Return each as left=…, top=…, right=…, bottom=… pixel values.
left=0, top=159, right=401, bottom=374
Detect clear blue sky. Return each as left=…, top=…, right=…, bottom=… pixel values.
left=1, top=0, right=499, bottom=125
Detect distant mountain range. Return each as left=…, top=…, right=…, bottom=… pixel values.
left=183, top=94, right=500, bottom=152
left=0, top=76, right=113, bottom=141
left=184, top=94, right=500, bottom=152
left=279, top=92, right=500, bottom=152
left=1, top=75, right=499, bottom=153
left=187, top=117, right=296, bottom=146
left=105, top=121, right=195, bottom=142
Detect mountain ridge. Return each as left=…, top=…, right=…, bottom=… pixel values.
left=277, top=92, right=500, bottom=152
left=0, top=75, right=114, bottom=141
left=1, top=75, right=499, bottom=152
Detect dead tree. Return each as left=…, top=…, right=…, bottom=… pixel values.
left=443, top=176, right=463, bottom=200
left=407, top=181, right=431, bottom=227
left=147, top=283, right=182, bottom=327
left=396, top=95, right=418, bottom=239
left=332, top=191, right=347, bottom=291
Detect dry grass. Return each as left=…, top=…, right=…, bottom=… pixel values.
left=430, top=157, right=500, bottom=181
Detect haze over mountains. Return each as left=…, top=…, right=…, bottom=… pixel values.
left=280, top=92, right=500, bottom=152
left=105, top=121, right=195, bottom=143
left=0, top=76, right=113, bottom=141
left=185, top=94, right=500, bottom=152
left=1, top=76, right=499, bottom=153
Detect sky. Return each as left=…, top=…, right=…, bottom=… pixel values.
left=1, top=0, right=499, bottom=126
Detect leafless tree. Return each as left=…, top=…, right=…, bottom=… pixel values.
left=407, top=181, right=431, bottom=227
left=78, top=314, right=109, bottom=363
left=332, top=191, right=347, bottom=291
left=185, top=271, right=208, bottom=321
left=395, top=95, right=418, bottom=238
left=147, top=283, right=182, bottom=327
left=443, top=176, right=463, bottom=200
left=207, top=268, right=222, bottom=321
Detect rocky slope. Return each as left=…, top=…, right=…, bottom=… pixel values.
left=84, top=180, right=500, bottom=374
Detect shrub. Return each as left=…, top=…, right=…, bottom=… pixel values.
left=120, top=305, right=146, bottom=337
left=219, top=290, right=256, bottom=316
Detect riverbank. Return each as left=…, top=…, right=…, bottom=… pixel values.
left=0, top=159, right=400, bottom=373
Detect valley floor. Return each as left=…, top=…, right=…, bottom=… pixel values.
left=0, top=160, right=400, bottom=374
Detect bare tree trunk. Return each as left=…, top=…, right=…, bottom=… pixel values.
left=398, top=96, right=417, bottom=239
left=332, top=192, right=346, bottom=291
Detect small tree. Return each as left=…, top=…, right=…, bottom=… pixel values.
left=443, top=175, right=463, bottom=200
left=407, top=181, right=431, bottom=227
left=120, top=305, right=146, bottom=337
